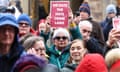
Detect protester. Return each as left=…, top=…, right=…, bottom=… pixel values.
left=78, top=20, right=105, bottom=55
left=47, top=27, right=82, bottom=69
left=20, top=34, right=61, bottom=72
left=78, top=2, right=105, bottom=48
left=37, top=19, right=47, bottom=35
left=0, top=13, right=24, bottom=72
left=75, top=53, right=108, bottom=72
left=17, top=13, right=36, bottom=38
left=100, top=4, right=117, bottom=41
left=36, top=19, right=50, bottom=43
left=61, top=39, right=88, bottom=72
left=22, top=36, right=48, bottom=60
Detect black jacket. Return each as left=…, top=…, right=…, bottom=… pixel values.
left=86, top=37, right=106, bottom=56
left=0, top=36, right=24, bottom=72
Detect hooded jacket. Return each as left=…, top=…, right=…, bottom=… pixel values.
left=75, top=54, right=108, bottom=72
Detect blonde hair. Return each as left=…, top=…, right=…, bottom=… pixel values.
left=105, top=48, right=120, bottom=68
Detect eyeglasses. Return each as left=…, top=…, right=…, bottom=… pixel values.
left=35, top=48, right=45, bottom=51
left=54, top=36, right=68, bottom=40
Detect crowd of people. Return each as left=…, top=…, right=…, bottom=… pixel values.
left=1, top=0, right=120, bottom=72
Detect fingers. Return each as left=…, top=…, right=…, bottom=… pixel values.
left=27, top=48, right=37, bottom=55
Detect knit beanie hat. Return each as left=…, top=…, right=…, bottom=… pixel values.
left=79, top=2, right=91, bottom=16
left=75, top=53, right=108, bottom=72
left=17, top=13, right=32, bottom=26
left=106, top=4, right=117, bottom=14
left=12, top=54, right=47, bottom=72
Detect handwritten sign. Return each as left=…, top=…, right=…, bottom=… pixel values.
left=50, top=1, right=69, bottom=28
left=113, top=17, right=120, bottom=48
left=113, top=17, right=120, bottom=30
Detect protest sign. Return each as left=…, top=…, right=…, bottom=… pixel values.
left=50, top=1, right=69, bottom=28
left=113, top=17, right=120, bottom=47
left=113, top=17, right=120, bottom=29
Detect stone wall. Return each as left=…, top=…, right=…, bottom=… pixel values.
left=86, top=0, right=116, bottom=22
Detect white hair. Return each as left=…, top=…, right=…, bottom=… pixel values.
left=52, top=28, right=70, bottom=40
left=79, top=20, right=93, bottom=29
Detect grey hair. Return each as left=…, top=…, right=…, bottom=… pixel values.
left=23, top=36, right=44, bottom=51
left=52, top=28, right=70, bottom=40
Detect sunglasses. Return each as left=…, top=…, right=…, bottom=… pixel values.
left=54, top=36, right=68, bottom=40
left=19, top=23, right=29, bottom=27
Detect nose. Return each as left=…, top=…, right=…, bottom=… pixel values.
left=4, top=29, right=9, bottom=35
left=59, top=38, right=64, bottom=41
left=21, top=23, right=27, bottom=27
left=73, top=48, right=78, bottom=52
left=83, top=32, right=89, bottom=37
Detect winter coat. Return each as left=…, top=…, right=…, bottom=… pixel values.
left=48, top=45, right=70, bottom=69
left=0, top=13, right=24, bottom=72
left=0, top=34, right=24, bottom=72
left=100, top=17, right=113, bottom=41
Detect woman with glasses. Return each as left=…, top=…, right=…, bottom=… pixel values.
left=47, top=27, right=82, bottom=69
left=22, top=36, right=48, bottom=60
left=16, top=35, right=60, bottom=72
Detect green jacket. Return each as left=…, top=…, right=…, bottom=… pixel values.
left=48, top=45, right=70, bottom=69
